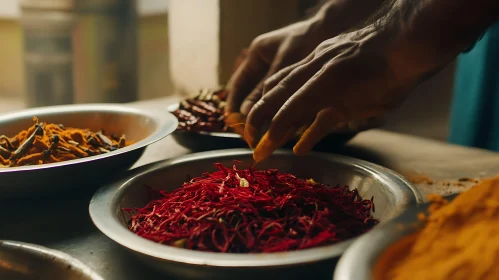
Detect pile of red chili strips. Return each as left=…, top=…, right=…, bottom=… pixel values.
left=123, top=163, right=378, bottom=253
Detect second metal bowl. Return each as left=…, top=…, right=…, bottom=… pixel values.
left=167, top=103, right=357, bottom=152
left=0, top=240, right=103, bottom=280
left=89, top=149, right=422, bottom=280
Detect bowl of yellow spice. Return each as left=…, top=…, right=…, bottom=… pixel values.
left=333, top=176, right=499, bottom=280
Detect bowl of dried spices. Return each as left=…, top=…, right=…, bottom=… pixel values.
left=0, top=103, right=177, bottom=198
left=167, top=88, right=377, bottom=152
left=89, top=149, right=422, bottom=280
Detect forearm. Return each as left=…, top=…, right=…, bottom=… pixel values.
left=312, top=0, right=387, bottom=37
left=401, top=0, right=499, bottom=47
left=388, top=0, right=499, bottom=78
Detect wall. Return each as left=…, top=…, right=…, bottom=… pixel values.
left=167, top=0, right=301, bottom=96
left=0, top=1, right=172, bottom=100
left=0, top=19, right=23, bottom=98
left=0, top=15, right=172, bottom=100
left=138, top=14, right=173, bottom=99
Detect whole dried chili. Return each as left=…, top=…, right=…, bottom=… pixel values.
left=172, top=88, right=229, bottom=133
left=0, top=117, right=134, bottom=167
left=123, top=163, right=378, bottom=253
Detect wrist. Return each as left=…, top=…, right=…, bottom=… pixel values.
left=388, top=0, right=499, bottom=80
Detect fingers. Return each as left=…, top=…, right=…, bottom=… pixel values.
left=224, top=112, right=247, bottom=137
left=250, top=76, right=327, bottom=159
left=226, top=51, right=269, bottom=113
left=243, top=55, right=315, bottom=147
left=248, top=57, right=330, bottom=144
left=254, top=66, right=334, bottom=158
left=252, top=127, right=296, bottom=163
left=240, top=83, right=263, bottom=115
left=240, top=51, right=309, bottom=115
left=263, top=54, right=314, bottom=94
left=261, top=57, right=388, bottom=155
left=293, top=108, right=348, bottom=156
left=243, top=66, right=308, bottom=147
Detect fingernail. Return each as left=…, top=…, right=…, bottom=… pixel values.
left=293, top=132, right=308, bottom=156
left=253, top=131, right=273, bottom=163
left=292, top=145, right=303, bottom=156
left=293, top=140, right=310, bottom=156
left=253, top=127, right=296, bottom=163
left=247, top=123, right=270, bottom=149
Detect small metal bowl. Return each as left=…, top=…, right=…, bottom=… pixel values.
left=0, top=240, right=103, bottom=280
left=89, top=149, right=422, bottom=280
left=0, top=104, right=177, bottom=198
left=167, top=103, right=357, bottom=152
left=333, top=194, right=458, bottom=280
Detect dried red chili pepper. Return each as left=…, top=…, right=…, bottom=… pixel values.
left=172, top=88, right=228, bottom=133
left=123, top=163, right=378, bottom=253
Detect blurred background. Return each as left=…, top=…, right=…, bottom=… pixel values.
left=0, top=0, right=454, bottom=142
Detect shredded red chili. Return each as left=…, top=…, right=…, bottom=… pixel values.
left=123, top=163, right=378, bottom=253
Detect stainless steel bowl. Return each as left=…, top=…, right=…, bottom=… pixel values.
left=167, top=103, right=357, bottom=152
left=89, top=149, right=422, bottom=280
left=0, top=240, right=103, bottom=280
left=333, top=194, right=457, bottom=280
left=0, top=104, right=177, bottom=198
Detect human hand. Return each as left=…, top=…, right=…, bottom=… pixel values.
left=245, top=24, right=438, bottom=162
left=226, top=0, right=386, bottom=116
left=226, top=20, right=328, bottom=116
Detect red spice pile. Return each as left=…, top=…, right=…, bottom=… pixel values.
left=123, top=163, right=378, bottom=253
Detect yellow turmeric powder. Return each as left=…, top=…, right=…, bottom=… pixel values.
left=374, top=175, right=499, bottom=280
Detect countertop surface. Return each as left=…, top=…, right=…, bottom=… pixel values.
left=2, top=96, right=499, bottom=280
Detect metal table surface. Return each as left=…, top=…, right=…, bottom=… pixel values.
left=2, top=97, right=499, bottom=280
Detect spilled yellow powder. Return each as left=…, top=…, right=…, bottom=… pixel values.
left=374, top=175, right=499, bottom=280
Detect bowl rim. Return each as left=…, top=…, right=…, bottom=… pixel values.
left=167, top=103, right=360, bottom=142
left=0, top=103, right=178, bottom=173
left=89, top=149, right=423, bottom=268
left=167, top=103, right=241, bottom=139
left=333, top=193, right=459, bottom=280
left=0, top=240, right=104, bottom=280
